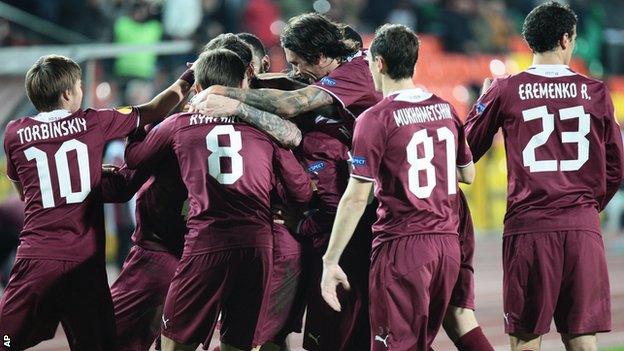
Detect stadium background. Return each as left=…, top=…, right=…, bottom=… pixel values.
left=0, top=0, right=622, bottom=350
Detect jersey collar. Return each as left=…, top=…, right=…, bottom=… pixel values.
left=390, top=88, right=433, bottom=103
left=526, top=64, right=576, bottom=77
left=30, top=109, right=73, bottom=123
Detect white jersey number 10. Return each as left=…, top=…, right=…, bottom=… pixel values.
left=24, top=139, right=91, bottom=208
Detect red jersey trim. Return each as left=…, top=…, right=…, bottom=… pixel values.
left=457, top=161, right=474, bottom=168
left=6, top=174, right=19, bottom=182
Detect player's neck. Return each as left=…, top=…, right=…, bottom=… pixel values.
left=532, top=52, right=568, bottom=66
left=381, top=78, right=416, bottom=98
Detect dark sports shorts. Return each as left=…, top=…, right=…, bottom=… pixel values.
left=161, top=247, right=272, bottom=350
left=111, top=245, right=179, bottom=351
left=449, top=190, right=476, bottom=310
left=369, top=234, right=460, bottom=351
left=255, top=253, right=304, bottom=344
left=0, top=257, right=115, bottom=351
left=303, top=213, right=373, bottom=351
left=503, top=230, right=611, bottom=335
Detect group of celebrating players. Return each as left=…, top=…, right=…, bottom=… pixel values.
left=1, top=1, right=621, bottom=351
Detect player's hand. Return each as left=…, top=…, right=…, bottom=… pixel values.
left=320, top=262, right=350, bottom=312
left=188, top=85, right=228, bottom=113
left=481, top=78, right=493, bottom=96
left=102, top=164, right=120, bottom=175
left=192, top=94, right=241, bottom=117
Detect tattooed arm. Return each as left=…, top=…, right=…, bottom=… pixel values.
left=236, top=102, right=302, bottom=149
left=196, top=94, right=302, bottom=149
left=192, top=85, right=334, bottom=119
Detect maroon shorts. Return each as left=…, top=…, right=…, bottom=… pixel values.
left=0, top=258, right=114, bottom=351
left=303, top=219, right=372, bottom=351
left=449, top=190, right=476, bottom=310
left=503, top=230, right=611, bottom=335
left=161, top=247, right=272, bottom=350
left=255, top=253, right=304, bottom=344
left=369, top=234, right=460, bottom=351
left=111, top=245, right=179, bottom=351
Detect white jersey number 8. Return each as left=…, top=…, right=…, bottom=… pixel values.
left=522, top=105, right=590, bottom=173
left=206, top=125, right=243, bottom=184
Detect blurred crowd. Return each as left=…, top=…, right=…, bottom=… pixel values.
left=3, top=0, right=624, bottom=75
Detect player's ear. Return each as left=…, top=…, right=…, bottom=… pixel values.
left=560, top=32, right=571, bottom=51
left=376, top=56, right=386, bottom=75
left=61, top=88, right=72, bottom=103
left=261, top=55, right=270, bottom=73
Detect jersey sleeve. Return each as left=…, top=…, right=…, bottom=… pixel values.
left=124, top=117, right=176, bottom=170
left=92, top=107, right=141, bottom=141
left=455, top=117, right=474, bottom=168
left=3, top=126, right=18, bottom=182
left=101, top=165, right=151, bottom=203
left=350, top=109, right=386, bottom=182
left=464, top=78, right=506, bottom=162
left=273, top=146, right=312, bottom=206
left=601, top=88, right=624, bottom=210
left=312, top=63, right=368, bottom=114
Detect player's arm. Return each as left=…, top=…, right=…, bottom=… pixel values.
left=101, top=165, right=150, bottom=203
left=601, top=89, right=624, bottom=210
left=321, top=177, right=372, bottom=311
left=3, top=134, right=23, bottom=201
left=456, top=120, right=476, bottom=184
left=321, top=109, right=384, bottom=312
left=235, top=99, right=302, bottom=148
left=273, top=147, right=313, bottom=205
left=135, top=70, right=194, bottom=127
left=192, top=85, right=334, bottom=119
left=125, top=118, right=176, bottom=170
left=464, top=78, right=505, bottom=162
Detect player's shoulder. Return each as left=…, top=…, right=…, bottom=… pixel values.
left=324, top=51, right=369, bottom=81
left=3, top=117, right=27, bottom=146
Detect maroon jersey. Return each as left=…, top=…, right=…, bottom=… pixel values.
left=312, top=50, right=383, bottom=144
left=465, top=65, right=624, bottom=235
left=350, top=89, right=473, bottom=249
left=3, top=108, right=139, bottom=261
left=101, top=156, right=187, bottom=256
left=125, top=112, right=310, bottom=254
left=295, top=131, right=350, bottom=248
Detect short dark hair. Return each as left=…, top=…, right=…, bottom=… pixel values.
left=236, top=32, right=266, bottom=57
left=522, top=1, right=577, bottom=53
left=343, top=25, right=363, bottom=50
left=203, top=33, right=253, bottom=68
left=26, top=55, right=82, bottom=111
left=370, top=24, right=419, bottom=80
left=194, top=49, right=246, bottom=89
left=280, top=13, right=359, bottom=64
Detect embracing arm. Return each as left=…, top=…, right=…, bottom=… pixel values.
left=236, top=102, right=302, bottom=148
left=201, top=85, right=334, bottom=119
left=136, top=74, right=193, bottom=127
